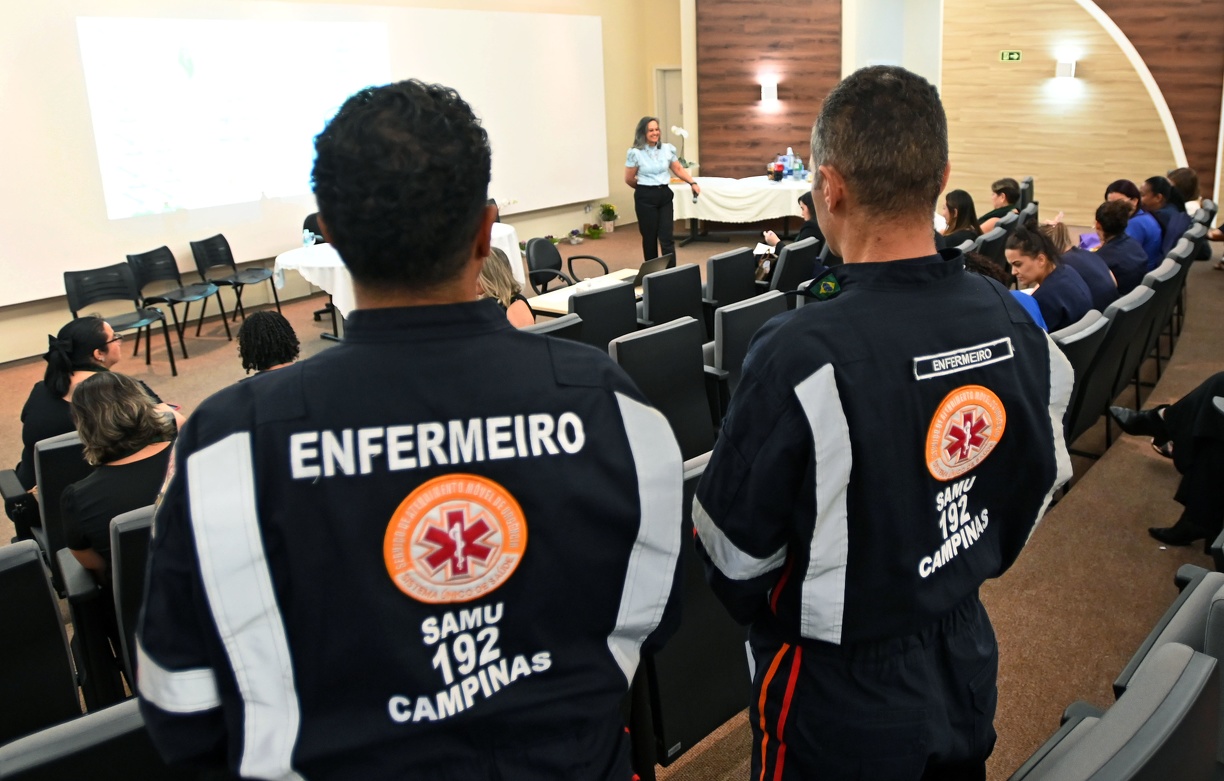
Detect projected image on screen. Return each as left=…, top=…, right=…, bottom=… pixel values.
left=77, top=18, right=390, bottom=220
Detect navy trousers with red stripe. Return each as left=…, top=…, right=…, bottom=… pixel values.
left=750, top=597, right=997, bottom=781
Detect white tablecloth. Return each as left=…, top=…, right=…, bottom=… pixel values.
left=273, top=223, right=524, bottom=319
left=670, top=176, right=811, bottom=222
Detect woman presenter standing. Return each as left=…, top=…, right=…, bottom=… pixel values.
left=624, top=116, right=699, bottom=260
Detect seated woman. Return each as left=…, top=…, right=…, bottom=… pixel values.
left=1141, top=175, right=1192, bottom=256
left=1005, top=224, right=1093, bottom=332
left=978, top=177, right=1020, bottom=232
left=8, top=317, right=171, bottom=541
left=479, top=247, right=535, bottom=328
left=939, top=189, right=982, bottom=248
left=1105, top=179, right=1163, bottom=270
left=61, top=371, right=178, bottom=584
left=1039, top=219, right=1118, bottom=312
left=238, top=310, right=300, bottom=375
left=1109, top=372, right=1224, bottom=546
left=1093, top=199, right=1149, bottom=296
left=963, top=251, right=1047, bottom=331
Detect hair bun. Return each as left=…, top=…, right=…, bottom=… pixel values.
left=46, top=335, right=73, bottom=354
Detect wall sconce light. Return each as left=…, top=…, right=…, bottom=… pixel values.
left=760, top=77, right=778, bottom=102
left=1055, top=60, right=1077, bottom=79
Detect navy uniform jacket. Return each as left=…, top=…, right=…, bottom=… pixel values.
left=1095, top=234, right=1149, bottom=296
left=694, top=252, right=1072, bottom=646
left=137, top=301, right=683, bottom=781
left=1032, top=264, right=1093, bottom=332
left=1059, top=248, right=1118, bottom=313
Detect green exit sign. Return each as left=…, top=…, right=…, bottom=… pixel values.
left=1000, top=50, right=1022, bottom=62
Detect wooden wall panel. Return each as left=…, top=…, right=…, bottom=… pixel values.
left=696, top=0, right=841, bottom=178
left=1093, top=0, right=1224, bottom=199
left=942, top=0, right=1176, bottom=226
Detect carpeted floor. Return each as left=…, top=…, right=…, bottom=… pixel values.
left=1, top=224, right=1219, bottom=780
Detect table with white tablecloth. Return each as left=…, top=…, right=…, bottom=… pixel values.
left=668, top=175, right=811, bottom=246
left=273, top=222, right=525, bottom=324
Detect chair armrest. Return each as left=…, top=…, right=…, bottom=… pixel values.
left=57, top=548, right=100, bottom=604
left=566, top=255, right=610, bottom=278
left=1211, top=529, right=1224, bottom=573
left=1060, top=700, right=1104, bottom=725
left=755, top=279, right=769, bottom=291
left=704, top=365, right=730, bottom=381
left=1176, top=563, right=1210, bottom=590
left=701, top=297, right=719, bottom=307
left=636, top=318, right=653, bottom=328
left=527, top=268, right=574, bottom=292
left=0, top=468, right=28, bottom=503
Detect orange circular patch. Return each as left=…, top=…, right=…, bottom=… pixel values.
left=384, top=474, right=527, bottom=604
left=925, top=385, right=1007, bottom=482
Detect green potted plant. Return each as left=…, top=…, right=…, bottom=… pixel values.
left=599, top=203, right=618, bottom=233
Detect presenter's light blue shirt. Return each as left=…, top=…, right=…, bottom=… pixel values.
left=626, top=143, right=677, bottom=186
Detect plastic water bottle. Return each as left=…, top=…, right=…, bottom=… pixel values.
left=302, top=228, right=314, bottom=247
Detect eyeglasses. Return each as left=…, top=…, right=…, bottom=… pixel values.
left=105, top=333, right=122, bottom=344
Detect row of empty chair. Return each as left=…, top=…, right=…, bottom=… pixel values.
left=61, top=234, right=281, bottom=376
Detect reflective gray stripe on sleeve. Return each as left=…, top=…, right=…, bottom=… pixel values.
left=796, top=365, right=851, bottom=644
left=1027, top=335, right=1075, bottom=544
left=136, top=639, right=221, bottom=713
left=606, top=392, right=684, bottom=685
left=187, top=433, right=304, bottom=781
left=692, top=499, right=787, bottom=580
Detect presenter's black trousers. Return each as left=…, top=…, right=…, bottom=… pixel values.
left=634, top=185, right=674, bottom=260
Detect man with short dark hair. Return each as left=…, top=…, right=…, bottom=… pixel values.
left=694, top=66, right=1072, bottom=780
left=1094, top=199, right=1150, bottom=295
left=138, top=80, right=683, bottom=780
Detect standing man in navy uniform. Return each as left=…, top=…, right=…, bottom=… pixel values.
left=137, top=80, right=683, bottom=781
left=694, top=66, right=1072, bottom=780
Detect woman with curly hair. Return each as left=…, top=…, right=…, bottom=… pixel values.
left=237, top=310, right=300, bottom=374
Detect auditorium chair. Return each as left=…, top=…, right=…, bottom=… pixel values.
left=1018, top=176, right=1035, bottom=211
left=703, top=291, right=787, bottom=414
left=1018, top=201, right=1039, bottom=226
left=525, top=237, right=607, bottom=294
left=1064, top=286, right=1154, bottom=452
left=628, top=453, right=751, bottom=778
left=1051, top=310, right=1109, bottom=436
left=189, top=233, right=280, bottom=322
left=995, top=210, right=1020, bottom=239
left=29, top=432, right=93, bottom=594
left=759, top=236, right=820, bottom=307
left=127, top=245, right=231, bottom=358
left=567, top=279, right=637, bottom=352
left=974, top=227, right=1009, bottom=274
left=638, top=264, right=705, bottom=336
left=0, top=700, right=180, bottom=781
left=610, top=317, right=717, bottom=461
left=1168, top=236, right=1196, bottom=338
left=1008, top=643, right=1217, bottom=781
left=63, top=263, right=177, bottom=377
left=702, top=247, right=757, bottom=334
left=520, top=312, right=583, bottom=341
left=0, top=541, right=80, bottom=745
left=110, top=505, right=155, bottom=687
left=1132, top=258, right=1184, bottom=386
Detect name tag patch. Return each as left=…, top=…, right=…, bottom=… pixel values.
left=913, top=338, right=1014, bottom=381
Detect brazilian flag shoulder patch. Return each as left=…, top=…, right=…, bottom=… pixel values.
left=810, top=272, right=842, bottom=301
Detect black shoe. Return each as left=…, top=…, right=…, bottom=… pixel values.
left=1149, top=525, right=1207, bottom=546
left=1109, top=405, right=1170, bottom=442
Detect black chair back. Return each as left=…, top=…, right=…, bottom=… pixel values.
left=1065, top=286, right=1154, bottom=445
left=568, top=280, right=637, bottom=352
left=33, top=432, right=92, bottom=594
left=520, top=313, right=583, bottom=341
left=996, top=211, right=1020, bottom=238
left=110, top=506, right=155, bottom=688
left=0, top=700, right=179, bottom=780
left=525, top=238, right=573, bottom=294
left=713, top=291, right=787, bottom=396
left=1018, top=201, right=1039, bottom=226
left=704, top=248, right=757, bottom=308
left=0, top=541, right=80, bottom=744
left=189, top=234, right=237, bottom=279
left=1110, top=262, right=1178, bottom=408
left=641, top=456, right=751, bottom=766
left=63, top=263, right=142, bottom=317
left=974, top=227, right=1009, bottom=272
left=1052, top=311, right=1109, bottom=432
left=641, top=264, right=704, bottom=332
left=610, top=317, right=715, bottom=461
left=125, top=246, right=182, bottom=289
left=771, top=236, right=820, bottom=305
left=1018, top=176, right=1034, bottom=211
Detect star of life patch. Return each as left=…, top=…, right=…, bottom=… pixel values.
left=912, top=338, right=1014, bottom=380
left=925, top=385, right=1007, bottom=481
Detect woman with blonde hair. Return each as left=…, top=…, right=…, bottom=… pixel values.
left=479, top=247, right=535, bottom=327
left=61, top=371, right=178, bottom=582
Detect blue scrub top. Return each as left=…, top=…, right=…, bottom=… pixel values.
left=1125, top=210, right=1163, bottom=270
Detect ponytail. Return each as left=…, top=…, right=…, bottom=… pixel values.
left=43, top=317, right=108, bottom=397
